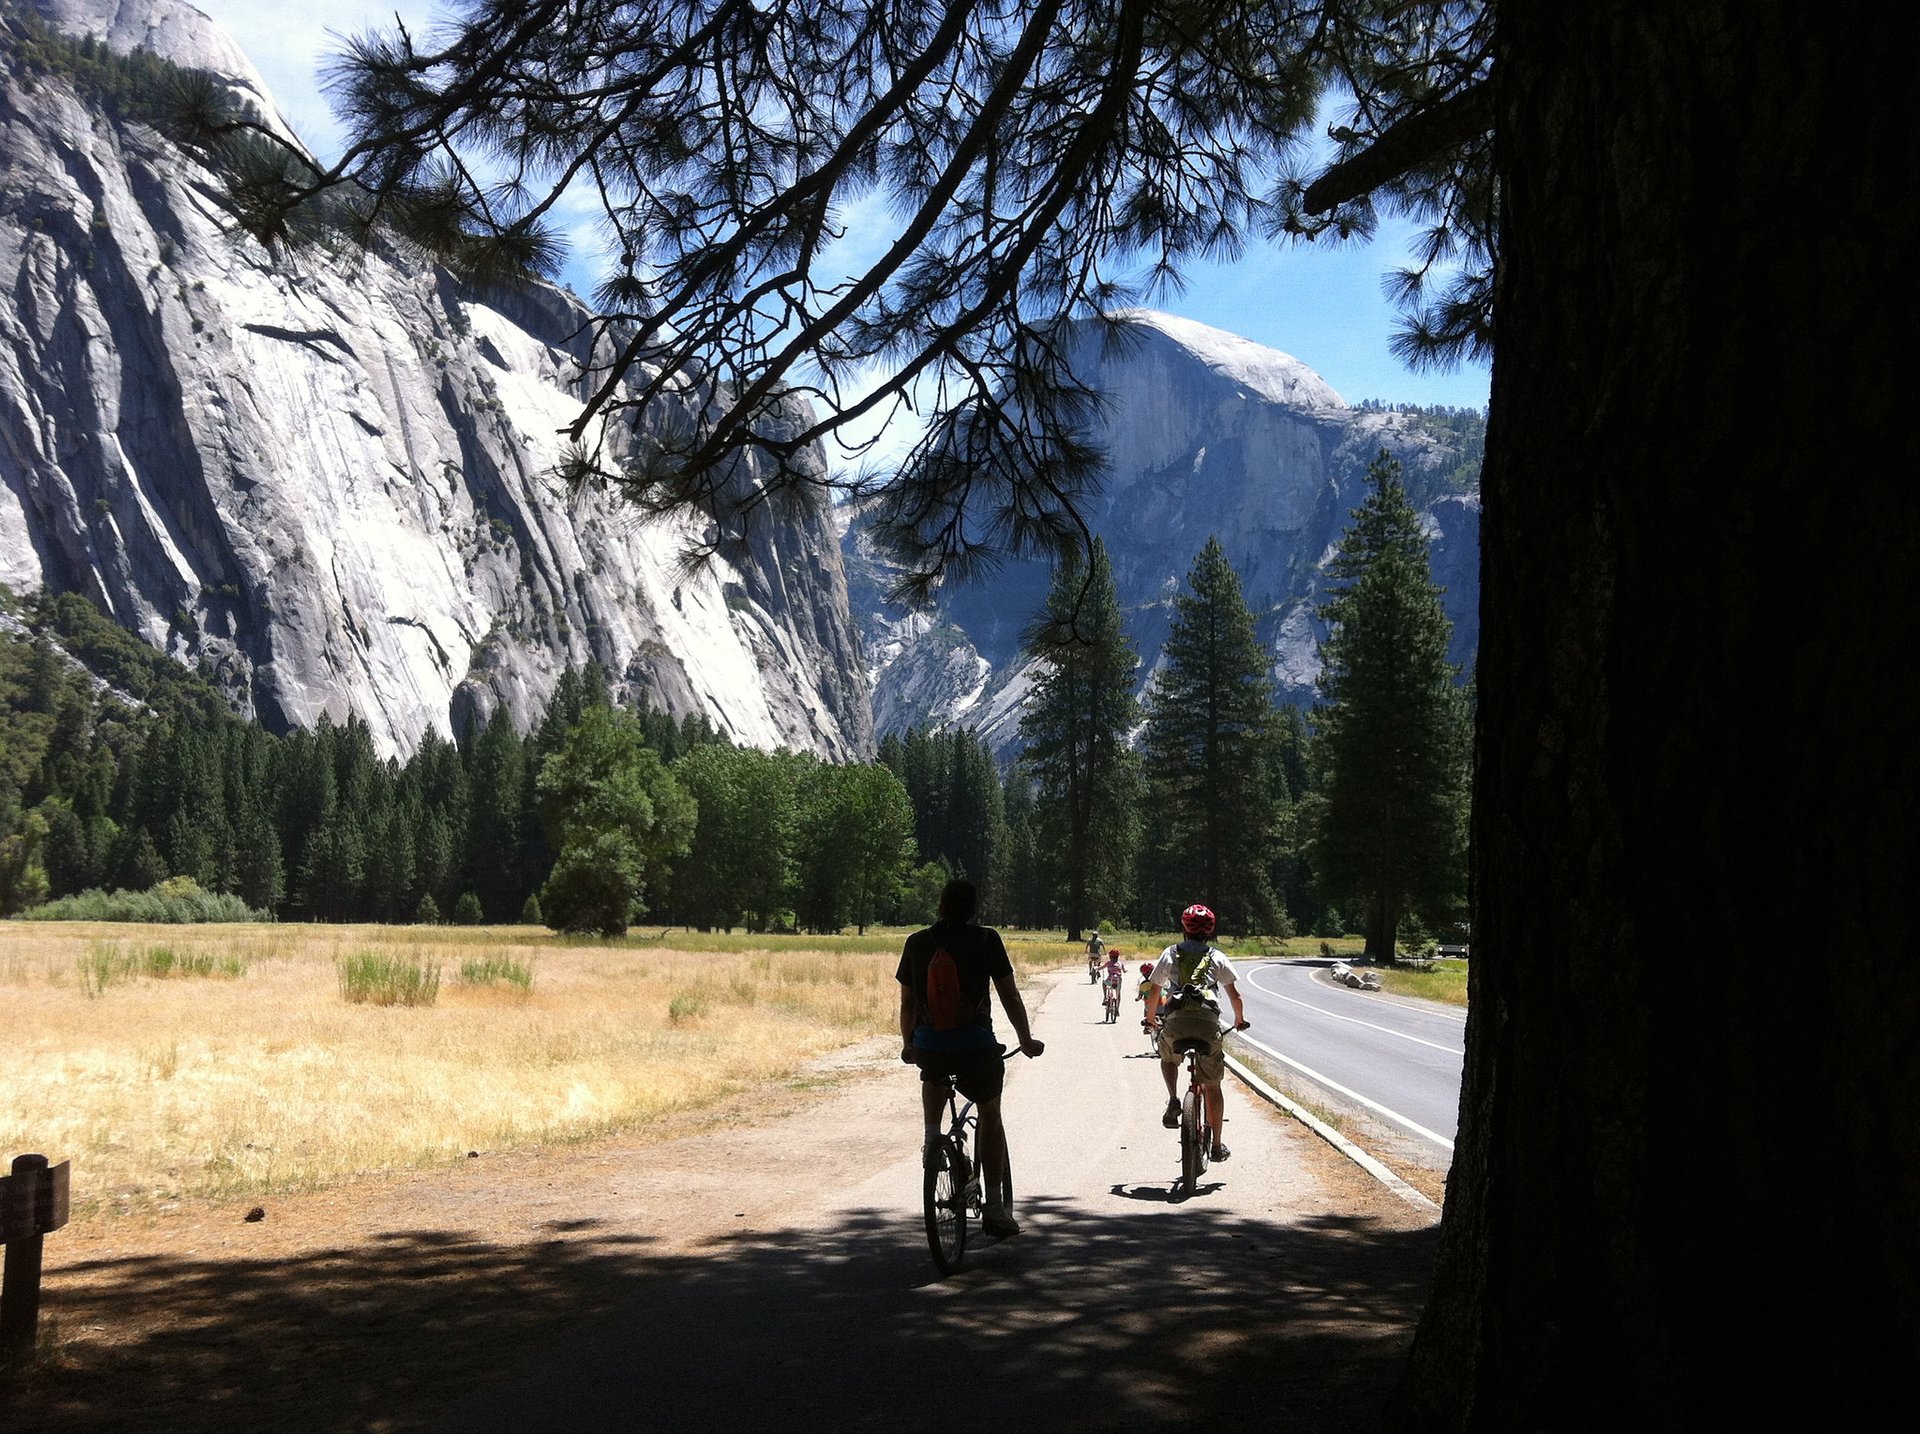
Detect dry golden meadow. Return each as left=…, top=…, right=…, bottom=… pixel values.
left=0, top=921, right=1073, bottom=1226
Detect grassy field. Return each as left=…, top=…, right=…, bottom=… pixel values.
left=0, top=922, right=1079, bottom=1224
left=1373, top=958, right=1469, bottom=1006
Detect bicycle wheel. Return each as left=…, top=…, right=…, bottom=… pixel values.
left=1179, top=1091, right=1204, bottom=1194
left=924, top=1138, right=968, bottom=1274
left=996, top=1154, right=1014, bottom=1222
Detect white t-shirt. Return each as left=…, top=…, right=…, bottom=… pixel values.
left=1150, top=941, right=1239, bottom=994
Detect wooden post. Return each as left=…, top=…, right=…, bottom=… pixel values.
left=1, top=1154, right=70, bottom=1367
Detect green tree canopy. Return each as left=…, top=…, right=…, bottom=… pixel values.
left=536, top=706, right=695, bottom=936
left=1139, top=537, right=1286, bottom=935
left=674, top=745, right=801, bottom=932
left=1019, top=538, right=1141, bottom=940
left=1309, top=452, right=1468, bottom=959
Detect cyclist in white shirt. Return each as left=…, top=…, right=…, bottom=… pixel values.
left=1144, top=903, right=1249, bottom=1160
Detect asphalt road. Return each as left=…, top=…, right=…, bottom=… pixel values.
left=1229, top=960, right=1466, bottom=1160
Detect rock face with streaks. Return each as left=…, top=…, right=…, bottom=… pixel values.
left=0, top=0, right=872, bottom=758
left=847, top=311, right=1481, bottom=753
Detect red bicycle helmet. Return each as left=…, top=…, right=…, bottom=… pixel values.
left=1139, top=962, right=1154, bottom=976
left=1180, top=903, right=1216, bottom=936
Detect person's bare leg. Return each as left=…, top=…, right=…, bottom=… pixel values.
left=977, top=1098, right=1008, bottom=1195
left=921, top=1078, right=949, bottom=1153
left=1161, top=1059, right=1180, bottom=1100
left=1203, top=1079, right=1225, bottom=1140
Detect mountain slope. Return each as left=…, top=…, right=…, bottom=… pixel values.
left=0, top=0, right=872, bottom=759
left=847, top=311, right=1481, bottom=751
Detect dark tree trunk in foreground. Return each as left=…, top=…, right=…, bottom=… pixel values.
left=1403, top=2, right=1918, bottom=1426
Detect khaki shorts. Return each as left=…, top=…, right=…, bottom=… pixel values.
left=1158, top=1005, right=1225, bottom=1082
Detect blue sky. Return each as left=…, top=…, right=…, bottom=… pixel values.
left=195, top=0, right=1491, bottom=419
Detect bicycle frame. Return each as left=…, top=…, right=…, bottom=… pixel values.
left=920, top=1049, right=1019, bottom=1274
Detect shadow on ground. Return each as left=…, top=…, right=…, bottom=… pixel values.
left=7, top=1195, right=1436, bottom=1432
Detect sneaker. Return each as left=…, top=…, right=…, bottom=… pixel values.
left=1210, top=1144, right=1231, bottom=1162
left=981, top=1206, right=1020, bottom=1238
left=1162, top=1100, right=1181, bottom=1129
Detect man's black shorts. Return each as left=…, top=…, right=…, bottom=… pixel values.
left=915, top=1046, right=1005, bottom=1102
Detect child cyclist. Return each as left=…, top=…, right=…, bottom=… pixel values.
left=1136, top=961, right=1157, bottom=1030
left=1146, top=904, right=1249, bottom=1161
left=1097, top=947, right=1126, bottom=1020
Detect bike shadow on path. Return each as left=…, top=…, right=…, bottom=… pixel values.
left=9, top=1196, right=1435, bottom=1434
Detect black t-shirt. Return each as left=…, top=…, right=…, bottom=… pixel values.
left=896, top=920, right=1014, bottom=1045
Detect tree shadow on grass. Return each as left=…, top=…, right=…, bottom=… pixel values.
left=7, top=1195, right=1436, bottom=1433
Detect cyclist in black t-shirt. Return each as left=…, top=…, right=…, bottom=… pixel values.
left=898, top=879, right=1045, bottom=1237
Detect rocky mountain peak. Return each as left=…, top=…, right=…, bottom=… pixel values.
left=848, top=311, right=1481, bottom=753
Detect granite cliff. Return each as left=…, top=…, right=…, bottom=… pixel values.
left=847, top=311, right=1482, bottom=752
left=0, top=0, right=872, bottom=759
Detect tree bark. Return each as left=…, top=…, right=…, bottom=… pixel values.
left=1401, top=2, right=1918, bottom=1426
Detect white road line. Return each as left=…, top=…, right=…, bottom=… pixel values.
left=1244, top=967, right=1463, bottom=1054
left=1231, top=1030, right=1456, bottom=1151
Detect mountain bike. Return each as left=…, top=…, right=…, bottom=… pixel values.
left=923, top=1050, right=1017, bottom=1275
left=1167, top=1017, right=1250, bottom=1197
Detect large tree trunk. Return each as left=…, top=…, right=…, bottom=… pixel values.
left=1402, top=2, right=1918, bottom=1425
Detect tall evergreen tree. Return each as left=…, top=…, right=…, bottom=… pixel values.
left=1018, top=539, right=1139, bottom=940
left=1138, top=538, right=1286, bottom=935
left=998, top=767, right=1052, bottom=930
left=1309, top=452, right=1468, bottom=960
left=464, top=705, right=527, bottom=918
left=942, top=728, right=1005, bottom=911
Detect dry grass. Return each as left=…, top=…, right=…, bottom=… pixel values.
left=0, top=923, right=1072, bottom=1227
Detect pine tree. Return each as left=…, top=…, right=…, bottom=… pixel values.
left=464, top=706, right=526, bottom=919
left=232, top=802, right=285, bottom=914
left=942, top=729, right=1005, bottom=912
left=1018, top=539, right=1140, bottom=940
left=998, top=767, right=1052, bottom=929
left=1310, top=452, right=1468, bottom=961
left=1140, top=538, right=1287, bottom=935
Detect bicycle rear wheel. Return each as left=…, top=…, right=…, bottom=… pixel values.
left=924, top=1138, right=968, bottom=1273
left=996, top=1155, right=1014, bottom=1221
left=1179, top=1091, right=1203, bottom=1195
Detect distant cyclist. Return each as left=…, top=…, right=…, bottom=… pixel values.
left=1145, top=904, right=1249, bottom=1161
left=1085, top=929, right=1106, bottom=980
left=1136, top=961, right=1157, bottom=1028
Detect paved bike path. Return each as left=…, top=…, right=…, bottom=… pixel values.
left=424, top=971, right=1440, bottom=1434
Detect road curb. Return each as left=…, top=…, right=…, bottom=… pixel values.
left=1224, top=1047, right=1440, bottom=1214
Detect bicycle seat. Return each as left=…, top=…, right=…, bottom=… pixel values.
left=1172, top=1037, right=1210, bottom=1054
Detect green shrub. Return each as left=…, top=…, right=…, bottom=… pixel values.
left=456, top=955, right=534, bottom=992
left=338, top=950, right=441, bottom=1006
left=23, top=879, right=266, bottom=924
left=452, top=892, right=484, bottom=925
left=518, top=892, right=543, bottom=926
left=667, top=993, right=707, bottom=1024
left=77, top=942, right=135, bottom=996
left=414, top=893, right=442, bottom=925
left=140, top=945, right=246, bottom=980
